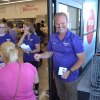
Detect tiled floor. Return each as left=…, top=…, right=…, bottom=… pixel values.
left=77, top=66, right=91, bottom=93
left=38, top=59, right=49, bottom=100
left=77, top=65, right=91, bottom=100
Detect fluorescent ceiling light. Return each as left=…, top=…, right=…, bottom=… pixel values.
left=23, top=0, right=32, bottom=1
left=2, top=0, right=10, bottom=1
left=0, top=0, right=33, bottom=6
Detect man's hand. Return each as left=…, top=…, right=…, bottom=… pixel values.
left=34, top=54, right=42, bottom=61
left=61, top=70, right=70, bottom=79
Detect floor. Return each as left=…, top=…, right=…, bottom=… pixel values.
left=77, top=66, right=91, bottom=93
left=18, top=48, right=91, bottom=100
left=77, top=65, right=91, bottom=100
left=38, top=59, right=49, bottom=100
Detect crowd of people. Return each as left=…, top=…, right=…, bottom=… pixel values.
left=0, top=18, right=45, bottom=99
left=0, top=12, right=85, bottom=100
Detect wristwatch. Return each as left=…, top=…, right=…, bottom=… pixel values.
left=68, top=69, right=72, bottom=74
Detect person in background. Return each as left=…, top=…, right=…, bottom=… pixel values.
left=30, top=18, right=36, bottom=29
left=2, top=18, right=7, bottom=28
left=6, top=21, right=18, bottom=43
left=0, top=41, right=39, bottom=100
left=0, top=23, right=15, bottom=67
left=41, top=20, right=44, bottom=27
left=18, top=21, right=40, bottom=97
left=0, top=23, right=15, bottom=45
left=2, top=18, right=7, bottom=24
left=34, top=12, right=85, bottom=100
left=35, top=23, right=45, bottom=44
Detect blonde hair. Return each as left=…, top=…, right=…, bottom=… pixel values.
left=1, top=41, right=18, bottom=63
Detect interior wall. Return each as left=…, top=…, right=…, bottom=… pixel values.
left=0, top=0, right=47, bottom=19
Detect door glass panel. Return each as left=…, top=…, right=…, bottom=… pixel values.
left=58, top=3, right=80, bottom=35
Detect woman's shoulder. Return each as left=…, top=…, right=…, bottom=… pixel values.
left=31, top=33, right=40, bottom=41
left=9, top=29, right=17, bottom=34
left=4, top=33, right=11, bottom=37
left=31, top=33, right=40, bottom=38
left=22, top=62, right=36, bottom=70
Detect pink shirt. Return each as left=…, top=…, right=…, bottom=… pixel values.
left=0, top=62, right=37, bottom=100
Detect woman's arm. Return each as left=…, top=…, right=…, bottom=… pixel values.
left=17, top=34, right=26, bottom=47
left=31, top=43, right=40, bottom=53
left=34, top=70, right=39, bottom=84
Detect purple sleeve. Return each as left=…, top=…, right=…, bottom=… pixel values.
left=47, top=37, right=53, bottom=51
left=73, top=36, right=84, bottom=54
left=34, top=35, right=40, bottom=44
left=7, top=34, right=15, bottom=44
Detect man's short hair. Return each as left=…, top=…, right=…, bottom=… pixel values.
left=54, top=12, right=68, bottom=22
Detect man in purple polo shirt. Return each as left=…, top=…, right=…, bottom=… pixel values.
left=34, top=12, right=85, bottom=100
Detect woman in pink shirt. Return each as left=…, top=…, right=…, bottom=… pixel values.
left=0, top=41, right=39, bottom=100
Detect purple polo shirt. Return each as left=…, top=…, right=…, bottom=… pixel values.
left=0, top=34, right=15, bottom=45
left=8, top=29, right=18, bottom=43
left=23, top=33, right=40, bottom=62
left=47, top=29, right=84, bottom=82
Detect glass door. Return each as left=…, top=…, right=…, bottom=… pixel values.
left=58, top=3, right=81, bottom=35
left=54, top=0, right=83, bottom=35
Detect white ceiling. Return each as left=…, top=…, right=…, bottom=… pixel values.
left=0, top=0, right=39, bottom=5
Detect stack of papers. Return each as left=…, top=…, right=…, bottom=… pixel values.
left=20, top=44, right=31, bottom=52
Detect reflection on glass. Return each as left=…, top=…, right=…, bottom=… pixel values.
left=58, top=3, right=80, bottom=35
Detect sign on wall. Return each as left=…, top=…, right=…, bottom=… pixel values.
left=0, top=0, right=47, bottom=19
left=0, top=6, right=6, bottom=13
left=21, top=4, right=39, bottom=12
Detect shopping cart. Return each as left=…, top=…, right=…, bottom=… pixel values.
left=89, top=55, right=100, bottom=100
left=96, top=42, right=100, bottom=53
left=89, top=94, right=100, bottom=100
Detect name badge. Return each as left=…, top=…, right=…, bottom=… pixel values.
left=58, top=67, right=67, bottom=75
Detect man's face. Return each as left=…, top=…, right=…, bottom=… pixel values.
left=55, top=15, right=68, bottom=34
left=0, top=24, right=6, bottom=34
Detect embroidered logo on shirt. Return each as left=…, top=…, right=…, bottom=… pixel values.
left=30, top=39, right=33, bottom=41
left=53, top=42, right=56, bottom=44
left=6, top=39, right=10, bottom=41
left=63, top=42, right=69, bottom=46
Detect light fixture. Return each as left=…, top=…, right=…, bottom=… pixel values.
left=2, top=0, right=10, bottom=1
left=23, top=0, right=33, bottom=1
left=0, top=0, right=33, bottom=6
